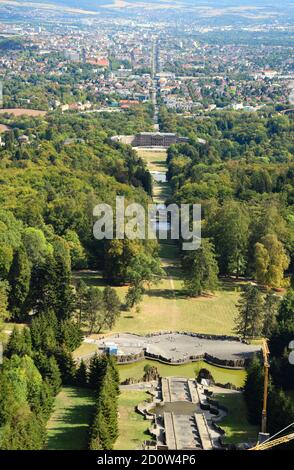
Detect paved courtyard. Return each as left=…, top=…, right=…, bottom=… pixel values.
left=87, top=332, right=261, bottom=363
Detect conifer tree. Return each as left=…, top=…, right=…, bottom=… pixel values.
left=103, top=286, right=121, bottom=330
left=75, top=279, right=87, bottom=326
left=262, top=292, right=280, bottom=338
left=89, top=406, right=110, bottom=450
left=54, top=254, right=75, bottom=321
left=0, top=407, right=46, bottom=450
left=235, top=285, right=264, bottom=339
left=75, top=360, right=88, bottom=387
left=268, top=388, right=294, bottom=436
left=5, top=326, right=32, bottom=358
left=88, top=355, right=119, bottom=450
left=55, top=347, right=76, bottom=385
left=59, top=319, right=83, bottom=352
left=0, top=280, right=9, bottom=340
left=28, top=255, right=57, bottom=315
left=34, top=353, right=61, bottom=395
left=244, top=355, right=264, bottom=425
left=8, top=247, right=31, bottom=321
left=30, top=309, right=58, bottom=354
left=88, top=354, right=107, bottom=391
left=36, top=379, right=54, bottom=421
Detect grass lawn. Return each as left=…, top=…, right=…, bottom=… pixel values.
left=73, top=271, right=242, bottom=336
left=72, top=145, right=244, bottom=337
left=114, top=390, right=150, bottom=450
left=153, top=182, right=171, bottom=200
left=47, top=387, right=95, bottom=450
left=73, top=342, right=98, bottom=359
left=118, top=359, right=246, bottom=388
left=136, top=149, right=167, bottom=172
left=215, top=392, right=258, bottom=445
left=114, top=280, right=241, bottom=335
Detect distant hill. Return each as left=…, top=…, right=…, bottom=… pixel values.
left=10, top=0, right=294, bottom=9
left=20, top=0, right=108, bottom=9
left=4, top=0, right=294, bottom=14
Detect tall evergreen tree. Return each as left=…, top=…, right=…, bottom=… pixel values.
left=30, top=309, right=58, bottom=354
left=269, top=290, right=294, bottom=358
left=34, top=380, right=54, bottom=421
left=0, top=407, right=46, bottom=450
left=0, top=281, right=9, bottom=340
left=88, top=355, right=119, bottom=450
left=262, top=292, right=280, bottom=338
left=54, top=254, right=75, bottom=321
left=28, top=255, right=57, bottom=315
left=277, top=289, right=294, bottom=326
left=5, top=327, right=32, bottom=358
left=89, top=406, right=109, bottom=450
left=58, top=319, right=83, bottom=352
left=55, top=347, right=76, bottom=386
left=8, top=247, right=31, bottom=321
left=34, top=353, right=62, bottom=396
left=235, top=285, right=264, bottom=339
left=75, top=279, right=87, bottom=326
left=28, top=248, right=74, bottom=320
left=75, top=360, right=88, bottom=387
left=88, top=354, right=108, bottom=391
left=268, top=388, right=294, bottom=436
left=244, top=355, right=264, bottom=425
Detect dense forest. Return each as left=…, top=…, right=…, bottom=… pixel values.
left=0, top=105, right=163, bottom=318
left=244, top=289, right=294, bottom=446
left=0, top=106, right=158, bottom=449
left=161, top=107, right=294, bottom=289
left=0, top=101, right=293, bottom=449
left=161, top=107, right=294, bottom=437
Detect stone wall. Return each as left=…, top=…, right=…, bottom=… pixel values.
left=81, top=331, right=250, bottom=369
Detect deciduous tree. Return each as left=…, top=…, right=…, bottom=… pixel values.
left=254, top=234, right=290, bottom=288
left=182, top=239, right=219, bottom=297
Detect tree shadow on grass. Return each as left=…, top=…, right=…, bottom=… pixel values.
left=150, top=159, right=166, bottom=168
left=145, top=287, right=183, bottom=299
left=47, top=387, right=95, bottom=451
left=72, top=271, right=106, bottom=288
left=164, top=266, right=183, bottom=279
left=220, top=278, right=247, bottom=292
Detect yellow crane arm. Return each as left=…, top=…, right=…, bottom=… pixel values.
left=250, top=433, right=294, bottom=451
left=261, top=339, right=270, bottom=434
